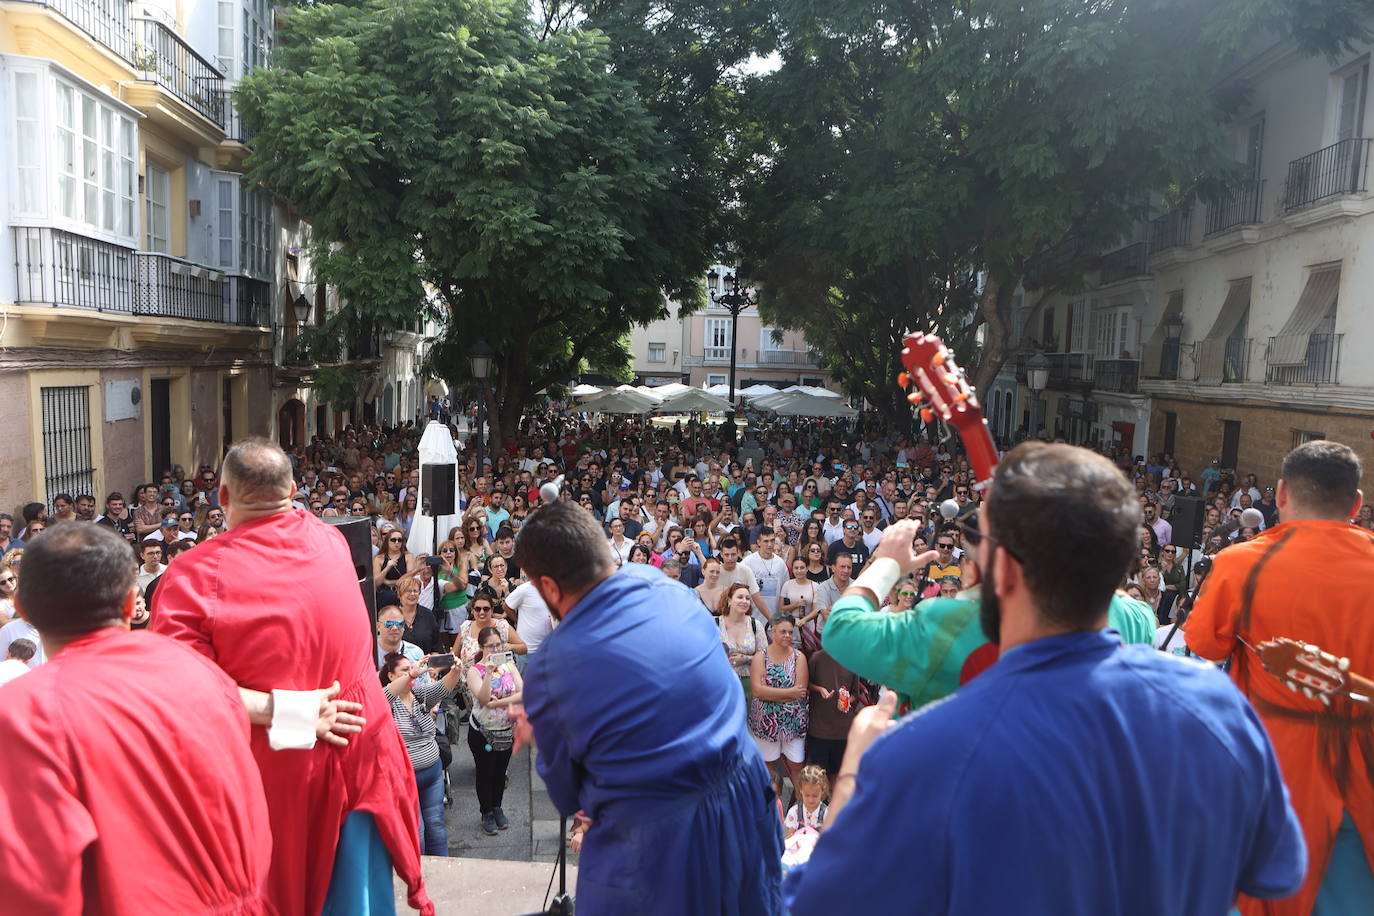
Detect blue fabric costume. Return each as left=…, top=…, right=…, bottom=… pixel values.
left=785, top=629, right=1306, bottom=915
left=525, top=563, right=783, bottom=915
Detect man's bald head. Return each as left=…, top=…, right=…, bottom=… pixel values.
left=222, top=437, right=294, bottom=504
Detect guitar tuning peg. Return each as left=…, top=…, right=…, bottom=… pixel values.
left=954, top=393, right=969, bottom=403
left=1320, top=694, right=1332, bottom=706
left=920, top=407, right=934, bottom=424
left=907, top=392, right=923, bottom=404
left=1302, top=687, right=1315, bottom=698
left=1338, top=657, right=1350, bottom=672
left=932, top=352, right=946, bottom=366
left=897, top=371, right=910, bottom=388
left=1287, top=681, right=1298, bottom=692
left=943, top=373, right=958, bottom=386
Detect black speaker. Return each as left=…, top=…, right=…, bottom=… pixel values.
left=1170, top=496, right=1206, bottom=549
left=422, top=463, right=457, bottom=517
left=324, top=515, right=378, bottom=654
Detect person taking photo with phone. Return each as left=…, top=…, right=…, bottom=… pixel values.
left=380, top=652, right=463, bottom=856
left=465, top=627, right=524, bottom=836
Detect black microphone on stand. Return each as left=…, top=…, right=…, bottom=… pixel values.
left=1160, top=556, right=1213, bottom=656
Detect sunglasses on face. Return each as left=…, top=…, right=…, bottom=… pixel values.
left=381, top=620, right=406, bottom=629
left=937, top=542, right=954, bottom=549
left=471, top=605, right=493, bottom=614
left=388, top=537, right=404, bottom=543
left=0, top=577, right=14, bottom=586
left=897, top=590, right=916, bottom=598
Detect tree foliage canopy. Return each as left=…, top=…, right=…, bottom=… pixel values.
left=238, top=0, right=715, bottom=443
left=742, top=0, right=1370, bottom=421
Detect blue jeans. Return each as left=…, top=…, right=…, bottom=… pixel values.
left=415, top=758, right=448, bottom=856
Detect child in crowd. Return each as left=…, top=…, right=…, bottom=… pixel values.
left=784, top=765, right=829, bottom=839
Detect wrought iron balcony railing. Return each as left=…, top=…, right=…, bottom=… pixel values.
left=758, top=349, right=817, bottom=366
left=13, top=226, right=135, bottom=313
left=134, top=252, right=231, bottom=322
left=134, top=17, right=226, bottom=127
left=1093, top=358, right=1140, bottom=393
left=1266, top=333, right=1342, bottom=385
left=1099, top=242, right=1149, bottom=284
left=10, top=0, right=133, bottom=59
left=1284, top=138, right=1371, bottom=211
left=1149, top=209, right=1191, bottom=255
left=1206, top=179, right=1265, bottom=235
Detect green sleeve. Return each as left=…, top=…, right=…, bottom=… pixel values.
left=823, top=593, right=934, bottom=695
left=1106, top=594, right=1158, bottom=646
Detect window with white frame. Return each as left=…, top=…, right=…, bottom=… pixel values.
left=648, top=342, right=666, bottom=363
left=48, top=76, right=137, bottom=238
left=707, top=374, right=728, bottom=386
left=214, top=174, right=238, bottom=269
left=1093, top=307, right=1135, bottom=359
left=145, top=163, right=170, bottom=253
left=705, top=317, right=732, bottom=360
left=16, top=72, right=43, bottom=213
left=240, top=186, right=272, bottom=278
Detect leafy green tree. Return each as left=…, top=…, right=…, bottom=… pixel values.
left=238, top=0, right=709, bottom=448
left=744, top=0, right=1368, bottom=422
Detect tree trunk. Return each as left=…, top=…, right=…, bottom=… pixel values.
left=972, top=276, right=1014, bottom=397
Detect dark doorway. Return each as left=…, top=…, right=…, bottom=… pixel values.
left=316, top=404, right=328, bottom=437
left=150, top=378, right=171, bottom=478
left=1220, top=419, right=1242, bottom=469
left=1162, top=411, right=1177, bottom=458
left=222, top=376, right=234, bottom=455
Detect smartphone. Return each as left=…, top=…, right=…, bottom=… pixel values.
left=487, top=651, right=513, bottom=669
left=427, top=653, right=456, bottom=668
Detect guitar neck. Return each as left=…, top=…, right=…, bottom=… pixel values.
left=1341, top=672, right=1374, bottom=711
left=959, top=419, right=1000, bottom=487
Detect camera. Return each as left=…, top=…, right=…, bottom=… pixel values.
left=426, top=555, right=444, bottom=569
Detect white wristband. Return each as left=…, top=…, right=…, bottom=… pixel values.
left=851, top=557, right=902, bottom=603
left=268, top=688, right=320, bottom=751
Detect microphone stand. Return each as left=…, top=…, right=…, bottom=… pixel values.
left=1160, top=556, right=1212, bottom=655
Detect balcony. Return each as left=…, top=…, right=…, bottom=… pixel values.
left=13, top=227, right=135, bottom=313
left=1196, top=337, right=1251, bottom=384
left=1206, top=179, right=1265, bottom=235
left=224, top=275, right=271, bottom=327
left=1099, top=242, right=1149, bottom=285
left=758, top=348, right=817, bottom=367
left=1284, top=139, right=1371, bottom=211
left=1266, top=333, right=1341, bottom=385
left=1149, top=209, right=1191, bottom=255
left=1093, top=358, right=1140, bottom=393
left=703, top=346, right=732, bottom=363
left=223, top=91, right=256, bottom=145
left=134, top=17, right=226, bottom=127
left=9, top=0, right=133, bottom=59
left=134, top=252, right=258, bottom=324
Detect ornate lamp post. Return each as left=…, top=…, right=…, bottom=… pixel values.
left=1026, top=352, right=1050, bottom=440
left=705, top=265, right=756, bottom=441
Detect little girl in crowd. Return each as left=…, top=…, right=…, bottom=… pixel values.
left=784, top=765, right=829, bottom=839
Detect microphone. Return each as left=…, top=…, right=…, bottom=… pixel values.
left=539, top=475, right=565, bottom=505
left=940, top=499, right=960, bottom=521
left=1240, top=508, right=1264, bottom=529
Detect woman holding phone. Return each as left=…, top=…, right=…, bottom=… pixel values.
left=380, top=651, right=463, bottom=856
left=466, top=626, right=524, bottom=836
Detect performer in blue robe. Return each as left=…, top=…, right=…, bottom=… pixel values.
left=518, top=503, right=783, bottom=915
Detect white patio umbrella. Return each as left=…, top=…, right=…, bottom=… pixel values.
left=644, top=382, right=693, bottom=398
left=570, top=388, right=659, bottom=414
left=407, top=420, right=463, bottom=557
left=569, top=383, right=605, bottom=398
left=755, top=391, right=858, bottom=418
left=706, top=383, right=732, bottom=397
left=654, top=388, right=734, bottom=413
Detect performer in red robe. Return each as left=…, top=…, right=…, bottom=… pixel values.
left=0, top=523, right=273, bottom=915
left=152, top=438, right=433, bottom=916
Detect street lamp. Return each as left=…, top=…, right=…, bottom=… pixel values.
left=706, top=264, right=756, bottom=441
left=468, top=337, right=494, bottom=484
left=1160, top=312, right=1184, bottom=379
left=292, top=293, right=311, bottom=327
left=1026, top=352, right=1051, bottom=440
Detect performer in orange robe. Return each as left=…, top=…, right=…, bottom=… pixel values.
left=152, top=439, right=433, bottom=916
left=1185, top=440, right=1374, bottom=915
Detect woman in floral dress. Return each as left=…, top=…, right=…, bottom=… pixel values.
left=748, top=614, right=810, bottom=790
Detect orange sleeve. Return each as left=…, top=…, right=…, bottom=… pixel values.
left=1182, top=556, right=1239, bottom=661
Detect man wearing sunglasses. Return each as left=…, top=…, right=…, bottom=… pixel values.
left=788, top=444, right=1303, bottom=916
left=375, top=606, right=422, bottom=668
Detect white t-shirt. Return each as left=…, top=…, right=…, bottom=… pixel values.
left=860, top=527, right=883, bottom=552
left=0, top=657, right=30, bottom=687
left=742, top=552, right=789, bottom=618
left=608, top=537, right=635, bottom=567
left=507, top=581, right=553, bottom=653
left=1154, top=624, right=1191, bottom=658
left=0, top=618, right=45, bottom=667
left=822, top=519, right=846, bottom=544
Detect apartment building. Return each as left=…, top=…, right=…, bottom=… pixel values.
left=0, top=0, right=424, bottom=510
left=1000, top=30, right=1374, bottom=480
left=628, top=264, right=833, bottom=391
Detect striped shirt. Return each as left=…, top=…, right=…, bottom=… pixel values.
left=383, top=680, right=455, bottom=771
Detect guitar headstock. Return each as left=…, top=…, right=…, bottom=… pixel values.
left=1255, top=638, right=1350, bottom=706
left=898, top=332, right=998, bottom=485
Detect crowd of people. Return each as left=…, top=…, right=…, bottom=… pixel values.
left=0, top=398, right=1370, bottom=915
